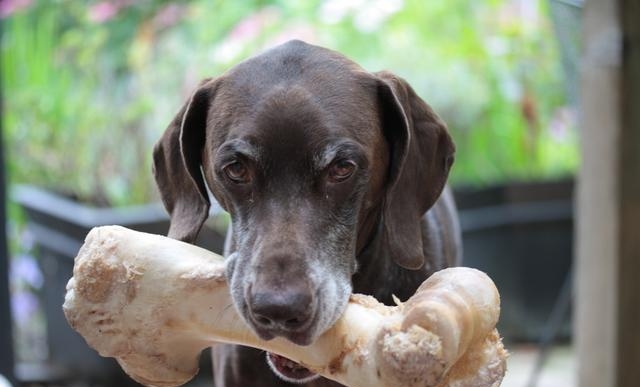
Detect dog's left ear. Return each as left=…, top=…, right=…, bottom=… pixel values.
left=152, top=78, right=217, bottom=243
left=375, top=71, right=455, bottom=270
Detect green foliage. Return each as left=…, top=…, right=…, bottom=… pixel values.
left=3, top=2, right=156, bottom=205
left=2, top=0, right=578, bottom=207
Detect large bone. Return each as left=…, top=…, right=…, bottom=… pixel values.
left=63, top=226, right=507, bottom=387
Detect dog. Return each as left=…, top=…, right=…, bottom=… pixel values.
left=153, top=40, right=461, bottom=387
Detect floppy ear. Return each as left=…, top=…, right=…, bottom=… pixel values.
left=152, top=78, right=217, bottom=243
left=376, top=71, right=455, bottom=270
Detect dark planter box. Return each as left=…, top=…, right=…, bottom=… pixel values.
left=13, top=185, right=226, bottom=385
left=455, top=178, right=574, bottom=343
left=13, top=178, right=572, bottom=383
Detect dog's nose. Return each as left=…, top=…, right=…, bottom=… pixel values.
left=248, top=287, right=313, bottom=331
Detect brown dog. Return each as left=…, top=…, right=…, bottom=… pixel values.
left=153, top=40, right=461, bottom=387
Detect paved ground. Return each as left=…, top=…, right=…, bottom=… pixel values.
left=502, top=345, right=575, bottom=387
left=9, top=345, right=576, bottom=387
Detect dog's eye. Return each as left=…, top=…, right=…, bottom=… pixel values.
left=223, top=161, right=251, bottom=184
left=328, top=160, right=356, bottom=183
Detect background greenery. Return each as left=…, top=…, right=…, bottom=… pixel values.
left=2, top=0, right=580, bottom=365
left=2, top=0, right=578, bottom=207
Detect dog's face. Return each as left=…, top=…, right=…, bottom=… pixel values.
left=153, top=41, right=455, bottom=348
left=207, top=84, right=389, bottom=345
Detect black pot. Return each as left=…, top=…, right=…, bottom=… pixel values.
left=14, top=178, right=573, bottom=383
left=455, top=178, right=574, bottom=343
left=13, top=185, right=226, bottom=385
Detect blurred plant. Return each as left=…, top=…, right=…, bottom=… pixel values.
left=2, top=2, right=577, bottom=360
left=310, top=0, right=578, bottom=185
left=2, top=0, right=577, bottom=210
left=4, top=2, right=137, bottom=205
left=0, top=0, right=33, bottom=18
left=9, top=226, right=48, bottom=362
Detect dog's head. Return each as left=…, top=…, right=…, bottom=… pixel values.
left=153, top=40, right=454, bottom=346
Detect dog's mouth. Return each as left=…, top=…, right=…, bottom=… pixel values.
left=266, top=352, right=320, bottom=383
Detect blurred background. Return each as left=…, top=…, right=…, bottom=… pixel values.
left=1, top=0, right=585, bottom=386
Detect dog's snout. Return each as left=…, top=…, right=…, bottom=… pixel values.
left=248, top=286, right=313, bottom=332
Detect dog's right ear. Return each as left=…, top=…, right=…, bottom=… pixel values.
left=152, top=78, right=217, bottom=243
left=375, top=71, right=455, bottom=270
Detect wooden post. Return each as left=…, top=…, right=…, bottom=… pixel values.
left=577, top=0, right=640, bottom=386
left=617, top=0, right=640, bottom=385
